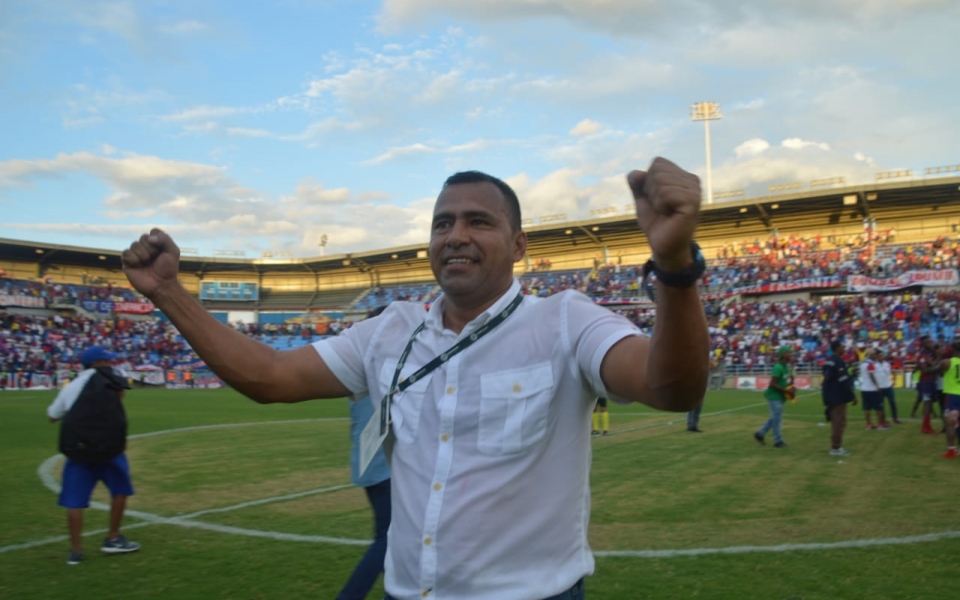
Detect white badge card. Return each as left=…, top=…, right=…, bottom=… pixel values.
left=359, top=396, right=391, bottom=476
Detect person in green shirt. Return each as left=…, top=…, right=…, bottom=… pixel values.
left=754, top=345, right=795, bottom=448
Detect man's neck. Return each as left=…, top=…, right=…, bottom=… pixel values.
left=441, top=284, right=513, bottom=334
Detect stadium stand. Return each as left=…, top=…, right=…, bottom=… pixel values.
left=2, top=173, right=959, bottom=389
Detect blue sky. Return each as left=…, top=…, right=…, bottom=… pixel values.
left=1, top=0, right=956, bottom=258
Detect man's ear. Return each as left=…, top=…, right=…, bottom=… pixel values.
left=512, top=230, right=528, bottom=262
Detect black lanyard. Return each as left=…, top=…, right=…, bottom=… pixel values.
left=387, top=291, right=525, bottom=401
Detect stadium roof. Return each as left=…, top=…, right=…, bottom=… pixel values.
left=2, top=175, right=958, bottom=276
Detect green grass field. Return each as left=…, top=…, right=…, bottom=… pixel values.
left=1, top=387, right=956, bottom=600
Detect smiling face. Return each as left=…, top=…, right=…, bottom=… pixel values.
left=429, top=181, right=526, bottom=312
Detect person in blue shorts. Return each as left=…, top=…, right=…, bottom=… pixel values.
left=46, top=345, right=141, bottom=565
left=938, top=338, right=960, bottom=459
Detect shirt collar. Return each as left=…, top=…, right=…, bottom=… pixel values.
left=425, top=278, right=523, bottom=334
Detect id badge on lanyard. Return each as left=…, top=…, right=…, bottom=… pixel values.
left=358, top=292, right=524, bottom=476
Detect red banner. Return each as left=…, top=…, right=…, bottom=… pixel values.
left=113, top=301, right=155, bottom=314
left=848, top=269, right=959, bottom=292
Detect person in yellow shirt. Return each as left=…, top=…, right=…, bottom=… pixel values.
left=592, top=397, right=610, bottom=436
left=939, top=338, right=960, bottom=459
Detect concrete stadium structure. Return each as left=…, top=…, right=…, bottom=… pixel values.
left=2, top=172, right=959, bottom=320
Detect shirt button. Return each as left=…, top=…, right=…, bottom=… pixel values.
left=446, top=386, right=455, bottom=394
left=433, top=482, right=442, bottom=491
left=424, top=537, right=432, bottom=545
left=441, top=433, right=450, bottom=442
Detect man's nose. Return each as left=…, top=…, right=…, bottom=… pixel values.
left=445, top=219, right=469, bottom=246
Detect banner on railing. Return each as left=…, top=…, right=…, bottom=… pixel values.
left=0, top=294, right=47, bottom=308
left=113, top=301, right=155, bottom=315
left=704, top=277, right=843, bottom=300
left=596, top=296, right=654, bottom=306
left=848, top=269, right=959, bottom=292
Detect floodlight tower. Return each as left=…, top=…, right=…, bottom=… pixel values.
left=690, top=102, right=722, bottom=205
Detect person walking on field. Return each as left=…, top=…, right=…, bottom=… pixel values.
left=47, top=345, right=141, bottom=565
left=754, top=346, right=794, bottom=448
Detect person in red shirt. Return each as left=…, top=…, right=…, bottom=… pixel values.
left=915, top=336, right=941, bottom=435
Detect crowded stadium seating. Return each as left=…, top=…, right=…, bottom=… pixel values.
left=2, top=233, right=958, bottom=386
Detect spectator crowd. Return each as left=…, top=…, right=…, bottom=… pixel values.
left=2, top=233, right=959, bottom=386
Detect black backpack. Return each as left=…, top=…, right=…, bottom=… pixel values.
left=59, top=366, right=131, bottom=462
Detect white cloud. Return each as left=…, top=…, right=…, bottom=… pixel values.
left=286, top=179, right=351, bottom=205
left=570, top=119, right=602, bottom=136
left=162, top=105, right=253, bottom=122
left=735, top=138, right=770, bottom=158
left=363, top=143, right=437, bottom=165
left=379, top=0, right=953, bottom=36
left=781, top=138, right=830, bottom=151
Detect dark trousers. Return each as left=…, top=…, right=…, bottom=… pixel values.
left=337, top=479, right=391, bottom=600
left=687, top=401, right=703, bottom=430
left=880, top=387, right=897, bottom=420
left=385, top=578, right=584, bottom=600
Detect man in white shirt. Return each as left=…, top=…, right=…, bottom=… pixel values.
left=874, top=349, right=901, bottom=424
left=120, top=157, right=710, bottom=600
left=859, top=348, right=890, bottom=430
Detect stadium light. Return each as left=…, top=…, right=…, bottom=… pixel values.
left=876, top=169, right=912, bottom=180
left=768, top=182, right=801, bottom=192
left=811, top=177, right=845, bottom=187
left=691, top=102, right=722, bottom=205
left=714, top=190, right=744, bottom=200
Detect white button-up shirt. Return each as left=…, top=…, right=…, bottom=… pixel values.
left=314, top=280, right=641, bottom=600
left=874, top=360, right=893, bottom=390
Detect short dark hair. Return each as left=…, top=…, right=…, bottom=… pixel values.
left=443, top=171, right=522, bottom=232
left=829, top=339, right=844, bottom=352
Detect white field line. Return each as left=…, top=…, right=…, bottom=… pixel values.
left=594, top=530, right=960, bottom=558
left=5, top=417, right=955, bottom=558
left=608, top=401, right=769, bottom=436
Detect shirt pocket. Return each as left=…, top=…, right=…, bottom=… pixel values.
left=379, top=362, right=430, bottom=445
left=478, top=362, right=555, bottom=456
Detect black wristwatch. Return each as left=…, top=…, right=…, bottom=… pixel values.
left=641, top=241, right=706, bottom=300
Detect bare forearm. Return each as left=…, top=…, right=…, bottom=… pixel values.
left=646, top=282, right=709, bottom=411
left=149, top=282, right=285, bottom=403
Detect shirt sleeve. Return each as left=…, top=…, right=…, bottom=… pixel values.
left=562, top=291, right=644, bottom=403
left=46, top=370, right=93, bottom=420
left=311, top=308, right=398, bottom=397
